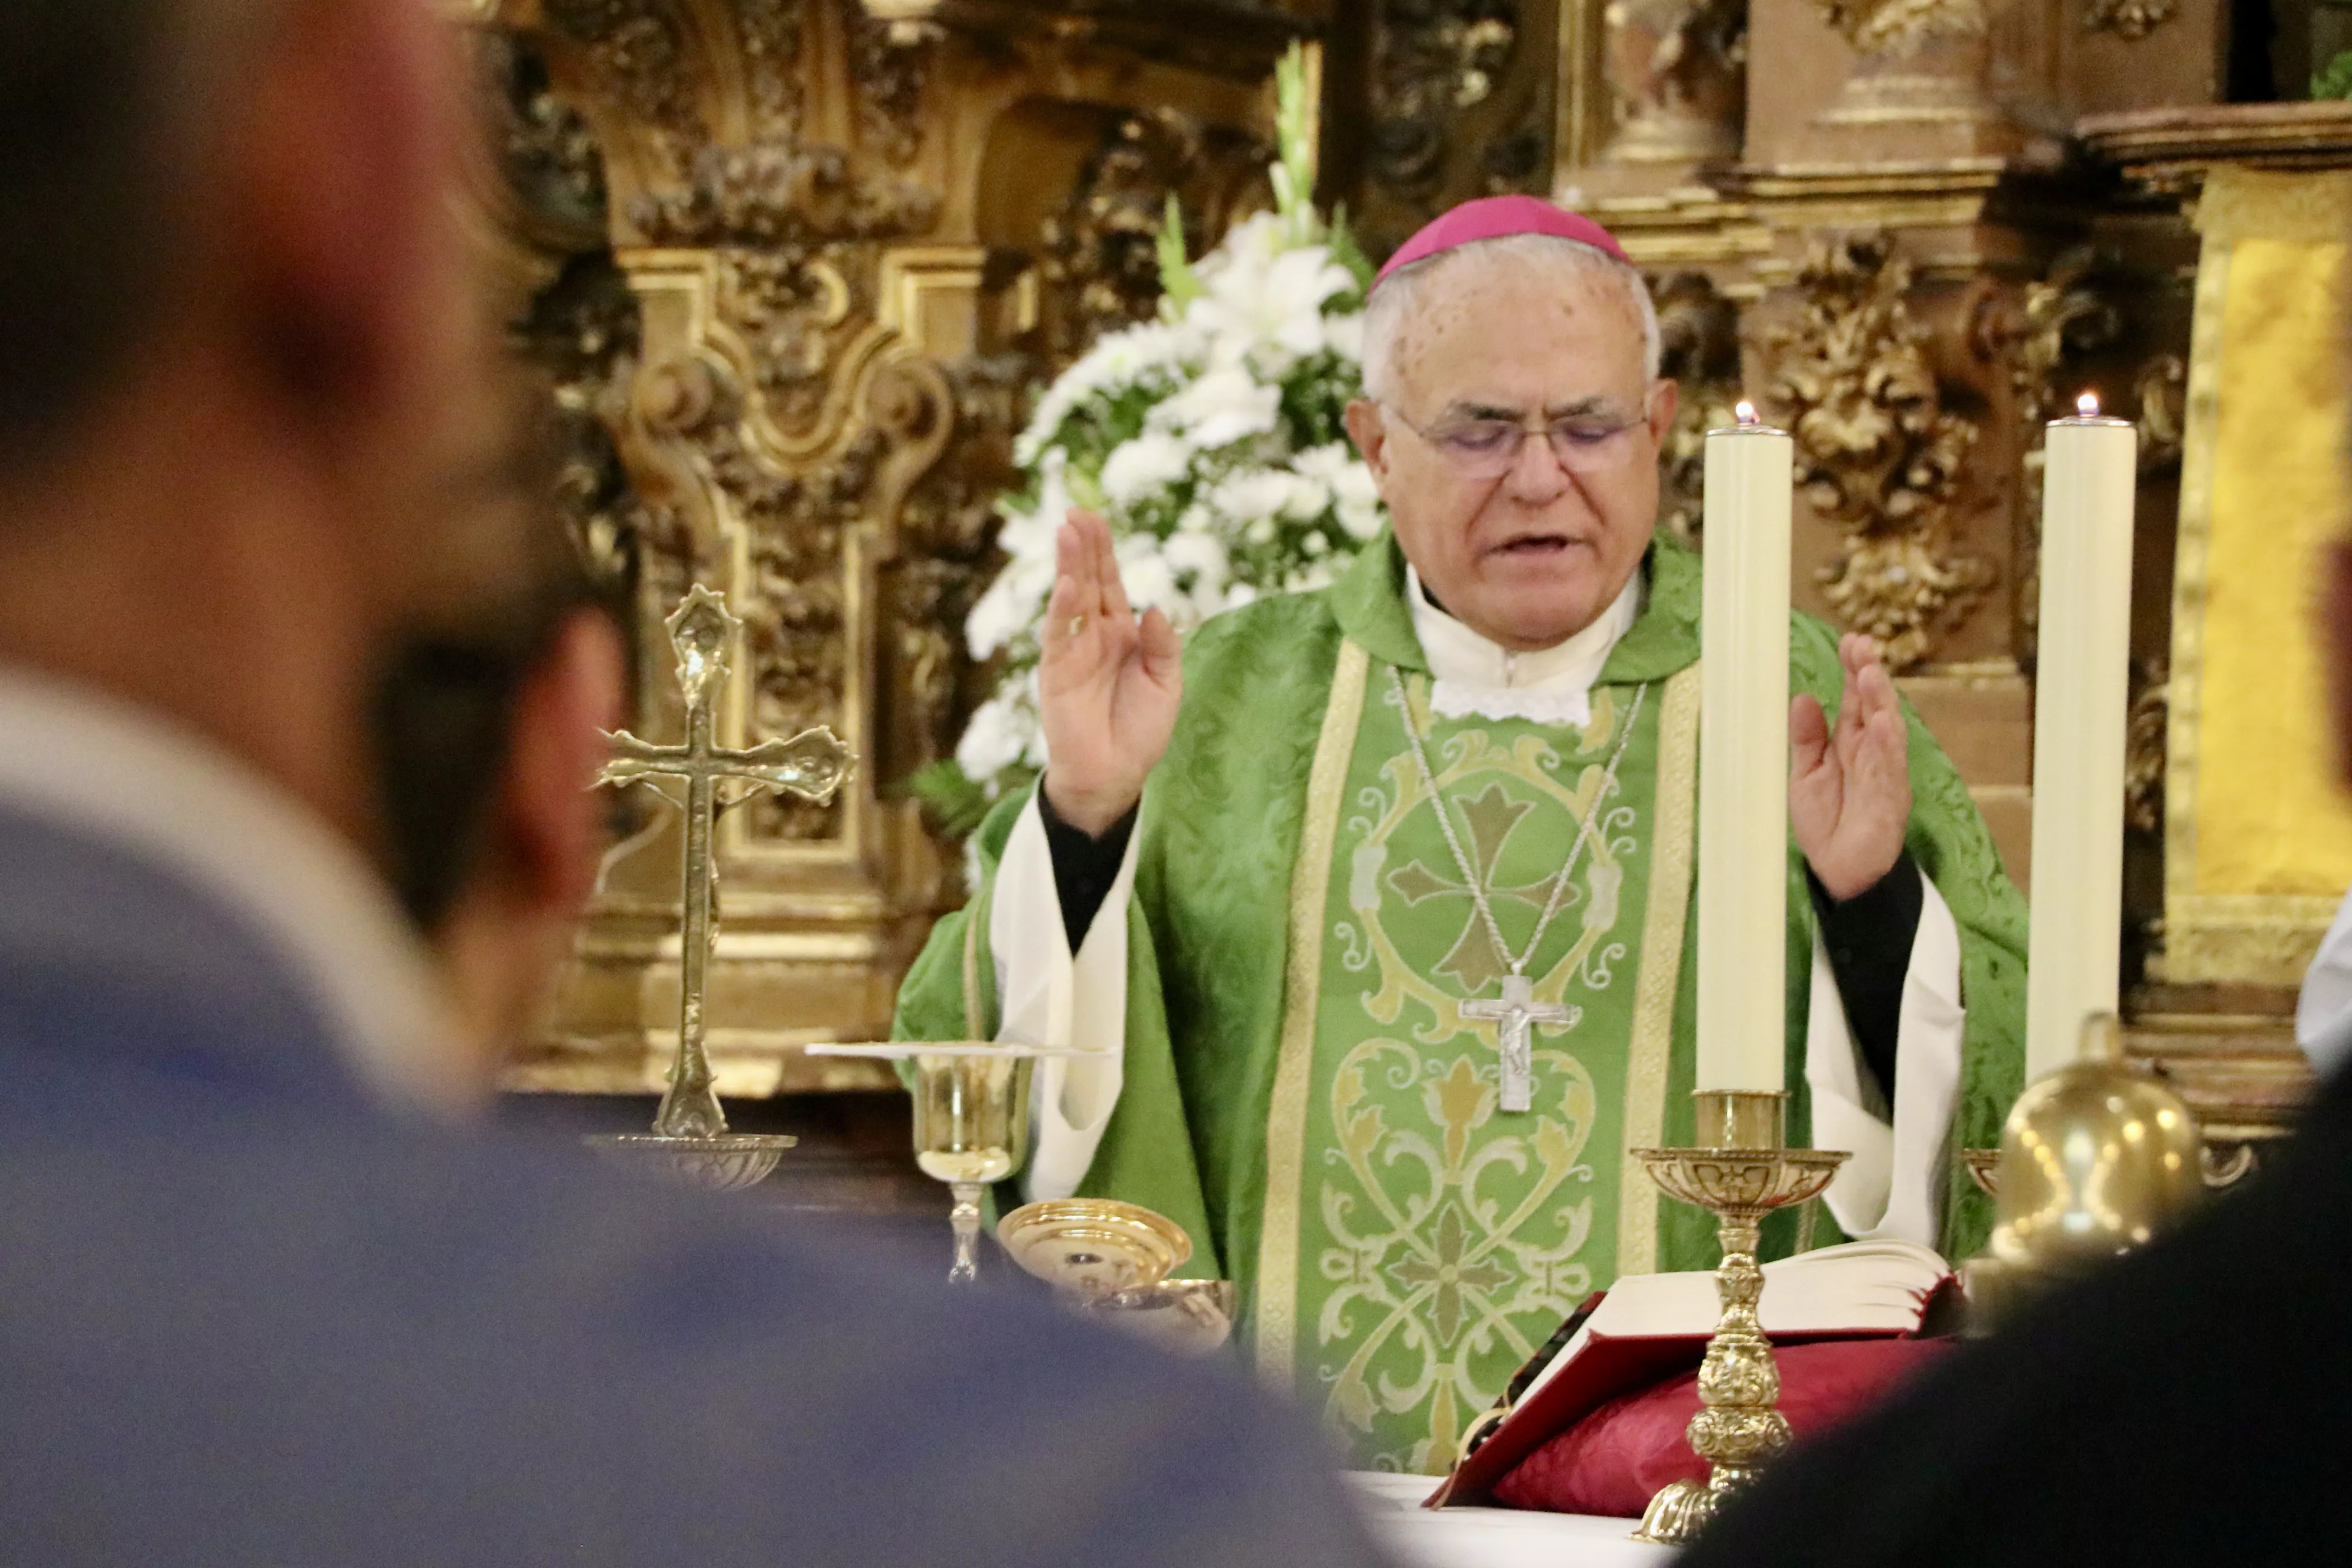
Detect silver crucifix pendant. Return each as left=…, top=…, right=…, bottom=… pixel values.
left=1461, top=974, right=1579, bottom=1113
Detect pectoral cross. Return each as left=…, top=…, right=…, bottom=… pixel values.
left=1461, top=974, right=1578, bottom=1114
left=602, top=586, right=854, bottom=1139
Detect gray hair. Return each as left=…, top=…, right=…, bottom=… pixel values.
left=1359, top=232, right=1663, bottom=404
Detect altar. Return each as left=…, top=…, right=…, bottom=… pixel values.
left=1345, top=1474, right=1670, bottom=1568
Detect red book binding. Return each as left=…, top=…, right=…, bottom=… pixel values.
left=1425, top=1240, right=1958, bottom=1511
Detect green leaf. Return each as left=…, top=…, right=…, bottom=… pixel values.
left=1156, top=192, right=1204, bottom=313
left=1327, top=205, right=1378, bottom=295
left=905, top=759, right=995, bottom=841
left=1273, top=41, right=1319, bottom=242
left=2318, top=49, right=2352, bottom=99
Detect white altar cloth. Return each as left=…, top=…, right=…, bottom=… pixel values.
left=1344, top=1472, right=1676, bottom=1567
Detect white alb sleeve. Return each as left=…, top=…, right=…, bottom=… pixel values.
left=1802, top=876, right=1966, bottom=1246
left=988, top=794, right=1139, bottom=1203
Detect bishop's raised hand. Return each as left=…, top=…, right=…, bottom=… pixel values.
left=1789, top=633, right=1914, bottom=902
left=1038, top=510, right=1184, bottom=836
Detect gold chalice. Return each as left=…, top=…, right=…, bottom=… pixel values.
left=808, top=1041, right=1085, bottom=1285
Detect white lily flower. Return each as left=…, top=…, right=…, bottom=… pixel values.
left=1162, top=529, right=1230, bottom=592
left=1113, top=534, right=1183, bottom=618
left=1149, top=366, right=1280, bottom=450
left=955, top=693, right=1030, bottom=782
left=1209, top=468, right=1296, bottom=526
left=1099, top=430, right=1193, bottom=507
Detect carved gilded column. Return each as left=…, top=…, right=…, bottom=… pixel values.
left=471, top=0, right=1306, bottom=1096
left=1591, top=0, right=1745, bottom=171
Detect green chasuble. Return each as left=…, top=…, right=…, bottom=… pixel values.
left=896, top=533, right=2028, bottom=1473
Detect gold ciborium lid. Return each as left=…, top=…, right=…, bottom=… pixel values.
left=997, top=1200, right=1236, bottom=1355
left=997, top=1198, right=1193, bottom=1298
left=1987, top=1014, right=2202, bottom=1281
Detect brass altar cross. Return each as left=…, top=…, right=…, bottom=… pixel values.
left=602, top=585, right=854, bottom=1139
left=1461, top=974, right=1578, bottom=1114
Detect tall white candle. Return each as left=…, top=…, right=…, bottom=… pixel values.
left=2026, top=393, right=2139, bottom=1079
left=1697, top=404, right=1795, bottom=1093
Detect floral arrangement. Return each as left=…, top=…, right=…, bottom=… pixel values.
left=917, top=47, right=1383, bottom=835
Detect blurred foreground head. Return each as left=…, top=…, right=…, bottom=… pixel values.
left=0, top=0, right=617, bottom=1066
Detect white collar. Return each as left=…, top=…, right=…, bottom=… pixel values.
left=1404, top=565, right=1642, bottom=727
left=0, top=665, right=478, bottom=1116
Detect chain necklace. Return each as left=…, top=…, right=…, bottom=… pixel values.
left=1389, top=667, right=1648, bottom=1112
left=1390, top=665, right=1648, bottom=979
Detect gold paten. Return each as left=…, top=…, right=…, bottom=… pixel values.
left=585, top=587, right=853, bottom=1190
left=999, top=1198, right=1193, bottom=1292
left=1628, top=1090, right=1850, bottom=1547
left=999, top=1198, right=1238, bottom=1355
left=1966, top=1014, right=2203, bottom=1327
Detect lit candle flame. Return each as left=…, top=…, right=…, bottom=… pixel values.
left=2076, top=391, right=2100, bottom=419
left=1734, top=400, right=1758, bottom=425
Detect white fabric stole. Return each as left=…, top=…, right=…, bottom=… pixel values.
left=1802, top=876, right=1967, bottom=1246
left=990, top=793, right=1142, bottom=1203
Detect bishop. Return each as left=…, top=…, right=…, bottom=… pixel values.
left=896, top=197, right=2027, bottom=1472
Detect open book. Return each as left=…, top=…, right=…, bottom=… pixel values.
left=1429, top=1240, right=1956, bottom=1508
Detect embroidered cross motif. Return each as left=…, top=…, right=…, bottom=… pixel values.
left=1461, top=973, right=1580, bottom=1112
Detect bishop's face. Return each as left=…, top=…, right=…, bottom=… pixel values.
left=1345, top=247, right=1674, bottom=652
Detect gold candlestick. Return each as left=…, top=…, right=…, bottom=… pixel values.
left=1628, top=1090, right=1848, bottom=1546
left=588, top=586, right=854, bottom=1191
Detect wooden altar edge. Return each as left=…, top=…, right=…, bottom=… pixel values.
left=2124, top=983, right=2314, bottom=1175
left=2078, top=102, right=2352, bottom=188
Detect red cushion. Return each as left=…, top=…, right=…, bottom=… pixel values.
left=1491, top=1337, right=1954, bottom=1517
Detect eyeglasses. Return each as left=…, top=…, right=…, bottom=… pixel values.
left=1383, top=398, right=1655, bottom=479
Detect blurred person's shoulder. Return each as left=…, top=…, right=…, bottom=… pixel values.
left=0, top=1054, right=1385, bottom=1567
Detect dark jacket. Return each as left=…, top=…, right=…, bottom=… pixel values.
left=0, top=803, right=1386, bottom=1566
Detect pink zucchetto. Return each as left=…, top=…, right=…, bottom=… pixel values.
left=1372, top=195, right=1630, bottom=289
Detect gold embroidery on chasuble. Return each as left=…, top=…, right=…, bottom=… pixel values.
left=1257, top=651, right=1699, bottom=1475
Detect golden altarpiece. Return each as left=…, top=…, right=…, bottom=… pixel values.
left=465, top=0, right=2351, bottom=1180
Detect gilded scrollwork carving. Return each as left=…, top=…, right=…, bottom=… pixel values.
left=1985, top=247, right=2122, bottom=658
left=1041, top=112, right=1207, bottom=360
left=1810, top=0, right=1987, bottom=55
left=737, top=0, right=808, bottom=136
left=1764, top=233, right=1991, bottom=671
left=1651, top=273, right=1743, bottom=549
left=2083, top=0, right=2175, bottom=38
left=850, top=14, right=932, bottom=167
left=891, top=357, right=1028, bottom=771
left=540, top=0, right=704, bottom=174
left=1369, top=0, right=1523, bottom=198
left=473, top=0, right=1316, bottom=1068
left=517, top=257, right=675, bottom=590
left=1599, top=0, right=1745, bottom=165
left=632, top=139, right=939, bottom=251
left=477, top=29, right=609, bottom=237
left=2126, top=657, right=2169, bottom=835
left=2137, top=353, right=2186, bottom=473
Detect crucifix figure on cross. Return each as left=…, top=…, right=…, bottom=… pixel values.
left=1461, top=973, right=1580, bottom=1113
left=602, top=584, right=855, bottom=1139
